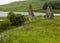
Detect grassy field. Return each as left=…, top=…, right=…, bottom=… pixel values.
left=0, top=16, right=60, bottom=43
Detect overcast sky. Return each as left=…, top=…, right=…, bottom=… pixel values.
left=0, top=0, right=25, bottom=5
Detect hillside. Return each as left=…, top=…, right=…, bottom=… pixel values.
left=0, top=1, right=29, bottom=12
left=0, top=0, right=59, bottom=12
left=0, top=16, right=60, bottom=43
left=0, top=0, right=45, bottom=12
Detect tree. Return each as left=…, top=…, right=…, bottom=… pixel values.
left=43, top=1, right=60, bottom=10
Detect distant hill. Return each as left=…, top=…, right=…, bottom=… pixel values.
left=0, top=1, right=29, bottom=12
left=0, top=0, right=60, bottom=12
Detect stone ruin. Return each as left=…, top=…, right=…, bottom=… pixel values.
left=28, top=4, right=34, bottom=21
left=44, top=5, right=54, bottom=19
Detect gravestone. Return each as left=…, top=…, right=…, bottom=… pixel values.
left=28, top=4, right=34, bottom=21
left=44, top=5, right=54, bottom=19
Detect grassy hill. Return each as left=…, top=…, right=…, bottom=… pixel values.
left=0, top=16, right=60, bottom=43
left=0, top=1, right=29, bottom=12
left=0, top=0, right=59, bottom=12
left=0, top=1, right=45, bottom=12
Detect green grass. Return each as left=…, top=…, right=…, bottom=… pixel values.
left=0, top=16, right=60, bottom=43
left=0, top=17, right=7, bottom=19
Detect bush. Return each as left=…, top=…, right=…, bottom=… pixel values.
left=8, top=12, right=26, bottom=26
left=43, top=2, right=48, bottom=10
left=0, top=20, right=11, bottom=32
left=43, top=1, right=60, bottom=10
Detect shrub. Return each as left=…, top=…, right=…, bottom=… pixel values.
left=8, top=12, right=15, bottom=21
left=43, top=1, right=60, bottom=10
left=0, top=20, right=11, bottom=32
left=43, top=2, right=48, bottom=10
left=8, top=12, right=26, bottom=26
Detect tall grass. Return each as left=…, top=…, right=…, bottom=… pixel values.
left=0, top=16, right=60, bottom=43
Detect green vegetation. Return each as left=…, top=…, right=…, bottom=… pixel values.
left=0, top=19, right=10, bottom=32
left=0, top=12, right=26, bottom=33
left=0, top=0, right=60, bottom=13
left=0, top=0, right=60, bottom=43
left=43, top=1, right=60, bottom=10
left=0, top=16, right=60, bottom=43
left=8, top=12, right=26, bottom=26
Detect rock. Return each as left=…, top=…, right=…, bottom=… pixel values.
left=28, top=4, right=34, bottom=21
left=44, top=4, right=54, bottom=19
